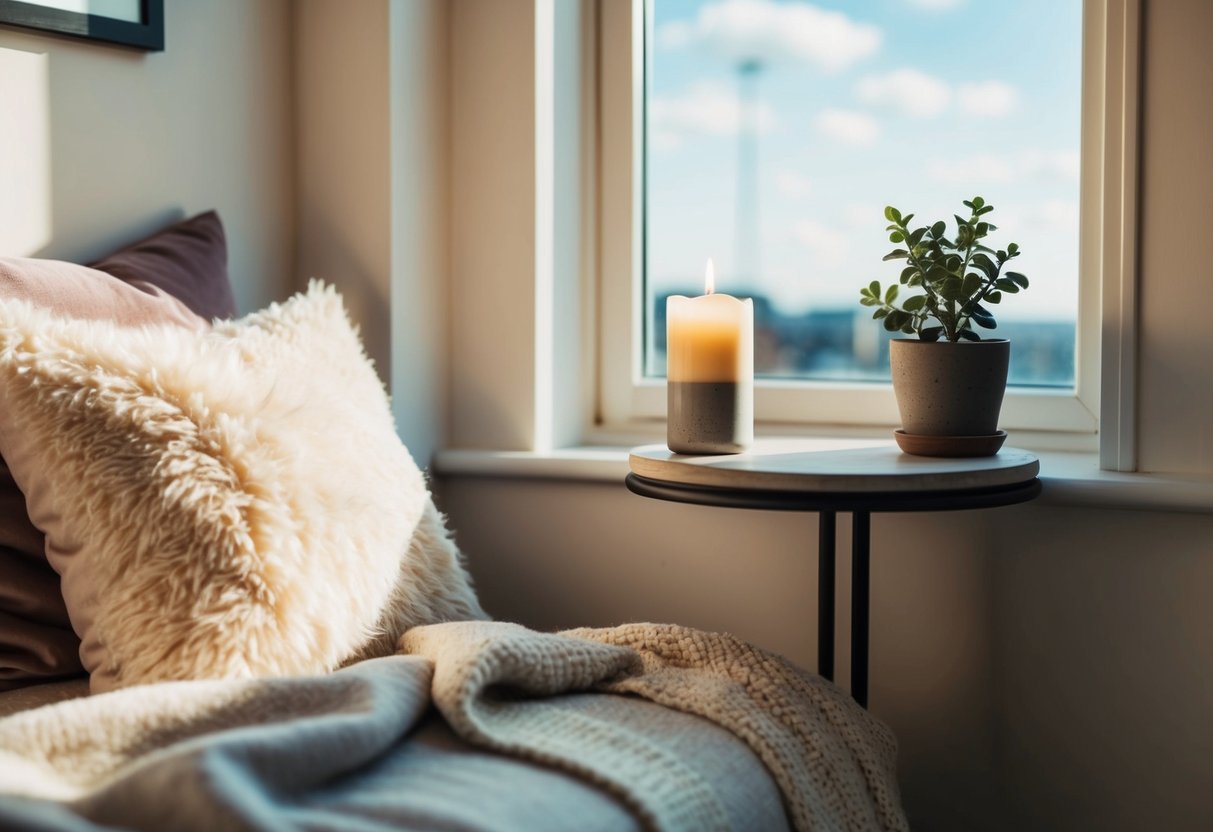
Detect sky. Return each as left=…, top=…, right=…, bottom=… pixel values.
left=646, top=0, right=1084, bottom=321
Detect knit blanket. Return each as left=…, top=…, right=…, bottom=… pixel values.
left=0, top=621, right=908, bottom=831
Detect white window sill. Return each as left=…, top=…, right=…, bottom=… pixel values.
left=433, top=443, right=1213, bottom=515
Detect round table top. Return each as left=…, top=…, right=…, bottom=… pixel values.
left=629, top=437, right=1040, bottom=494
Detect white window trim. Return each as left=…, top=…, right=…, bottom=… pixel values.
left=595, top=0, right=1141, bottom=461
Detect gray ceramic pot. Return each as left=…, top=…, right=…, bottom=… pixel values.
left=889, top=338, right=1010, bottom=436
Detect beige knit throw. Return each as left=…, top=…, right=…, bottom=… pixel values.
left=401, top=621, right=909, bottom=832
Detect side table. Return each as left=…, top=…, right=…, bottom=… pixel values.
left=626, top=438, right=1041, bottom=708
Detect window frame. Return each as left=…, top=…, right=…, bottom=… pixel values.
left=596, top=0, right=1139, bottom=457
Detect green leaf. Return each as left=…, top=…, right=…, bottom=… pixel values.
left=926, top=265, right=951, bottom=284
left=939, top=276, right=963, bottom=301
left=957, top=328, right=981, bottom=342
left=885, top=206, right=901, bottom=223
left=889, top=231, right=905, bottom=243
left=902, top=294, right=927, bottom=312
left=961, top=273, right=983, bottom=299
left=873, top=307, right=889, bottom=319
left=995, top=278, right=1020, bottom=293
left=885, top=283, right=899, bottom=303
left=883, top=248, right=909, bottom=261
left=971, top=305, right=997, bottom=329
left=919, top=326, right=943, bottom=342
left=869, top=280, right=881, bottom=296
left=986, top=290, right=1002, bottom=304
left=908, top=227, right=927, bottom=246
left=930, top=220, right=946, bottom=238
left=971, top=253, right=997, bottom=278
left=972, top=196, right=985, bottom=209
left=900, top=266, right=917, bottom=283
left=882, top=314, right=900, bottom=332
left=1007, top=242, right=1019, bottom=255
left=860, top=296, right=879, bottom=306
left=901, top=214, right=914, bottom=227
left=1007, top=271, right=1029, bottom=289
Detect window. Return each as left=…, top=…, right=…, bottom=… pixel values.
left=598, top=0, right=1132, bottom=444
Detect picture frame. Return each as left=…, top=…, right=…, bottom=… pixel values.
left=0, top=0, right=163, bottom=51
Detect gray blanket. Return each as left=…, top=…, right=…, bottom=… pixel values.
left=0, top=621, right=908, bottom=831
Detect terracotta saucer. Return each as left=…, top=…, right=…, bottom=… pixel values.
left=894, top=429, right=1008, bottom=458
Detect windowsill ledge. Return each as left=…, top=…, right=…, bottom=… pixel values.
left=433, top=444, right=1213, bottom=515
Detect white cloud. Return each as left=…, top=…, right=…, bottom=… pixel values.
left=776, top=170, right=813, bottom=198
left=650, top=82, right=776, bottom=148
left=1020, top=150, right=1081, bottom=182
left=929, top=150, right=1081, bottom=185
left=856, top=68, right=951, bottom=117
left=650, top=130, right=684, bottom=153
left=657, top=20, right=693, bottom=49
left=928, top=153, right=1015, bottom=184
left=657, top=0, right=882, bottom=72
left=957, top=81, right=1020, bottom=117
left=792, top=220, right=851, bottom=267
left=816, top=109, right=880, bottom=145
left=1034, top=199, right=1080, bottom=231
left=845, top=202, right=886, bottom=227
left=997, top=200, right=1080, bottom=236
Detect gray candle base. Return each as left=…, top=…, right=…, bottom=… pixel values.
left=667, top=381, right=753, bottom=454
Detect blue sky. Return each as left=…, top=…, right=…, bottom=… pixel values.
left=647, top=0, right=1083, bottom=320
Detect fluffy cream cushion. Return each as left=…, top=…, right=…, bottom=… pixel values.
left=0, top=283, right=484, bottom=692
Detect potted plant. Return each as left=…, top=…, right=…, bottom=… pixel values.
left=859, top=196, right=1029, bottom=457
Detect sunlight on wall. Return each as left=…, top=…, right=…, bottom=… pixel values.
left=0, top=48, right=51, bottom=256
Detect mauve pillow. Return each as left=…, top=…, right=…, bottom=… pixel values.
left=0, top=486, right=81, bottom=691
left=89, top=211, right=239, bottom=322
left=0, top=216, right=230, bottom=689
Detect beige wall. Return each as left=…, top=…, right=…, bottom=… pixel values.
left=293, top=0, right=392, bottom=380
left=448, top=0, right=539, bottom=451
left=0, top=0, right=295, bottom=314
left=1136, top=0, right=1213, bottom=473
left=293, top=0, right=450, bottom=466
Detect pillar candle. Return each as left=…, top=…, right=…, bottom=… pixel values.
left=666, top=260, right=754, bottom=454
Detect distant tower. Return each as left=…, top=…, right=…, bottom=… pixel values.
left=734, top=58, right=764, bottom=289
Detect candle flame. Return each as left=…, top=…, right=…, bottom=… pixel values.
left=705, top=258, right=715, bottom=295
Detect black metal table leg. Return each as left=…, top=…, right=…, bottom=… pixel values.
left=624, top=469, right=1042, bottom=710
left=817, top=511, right=836, bottom=681
left=852, top=511, right=870, bottom=708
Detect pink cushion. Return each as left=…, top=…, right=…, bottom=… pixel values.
left=0, top=256, right=207, bottom=330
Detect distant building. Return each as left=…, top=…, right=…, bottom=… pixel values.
left=653, top=290, right=1075, bottom=387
